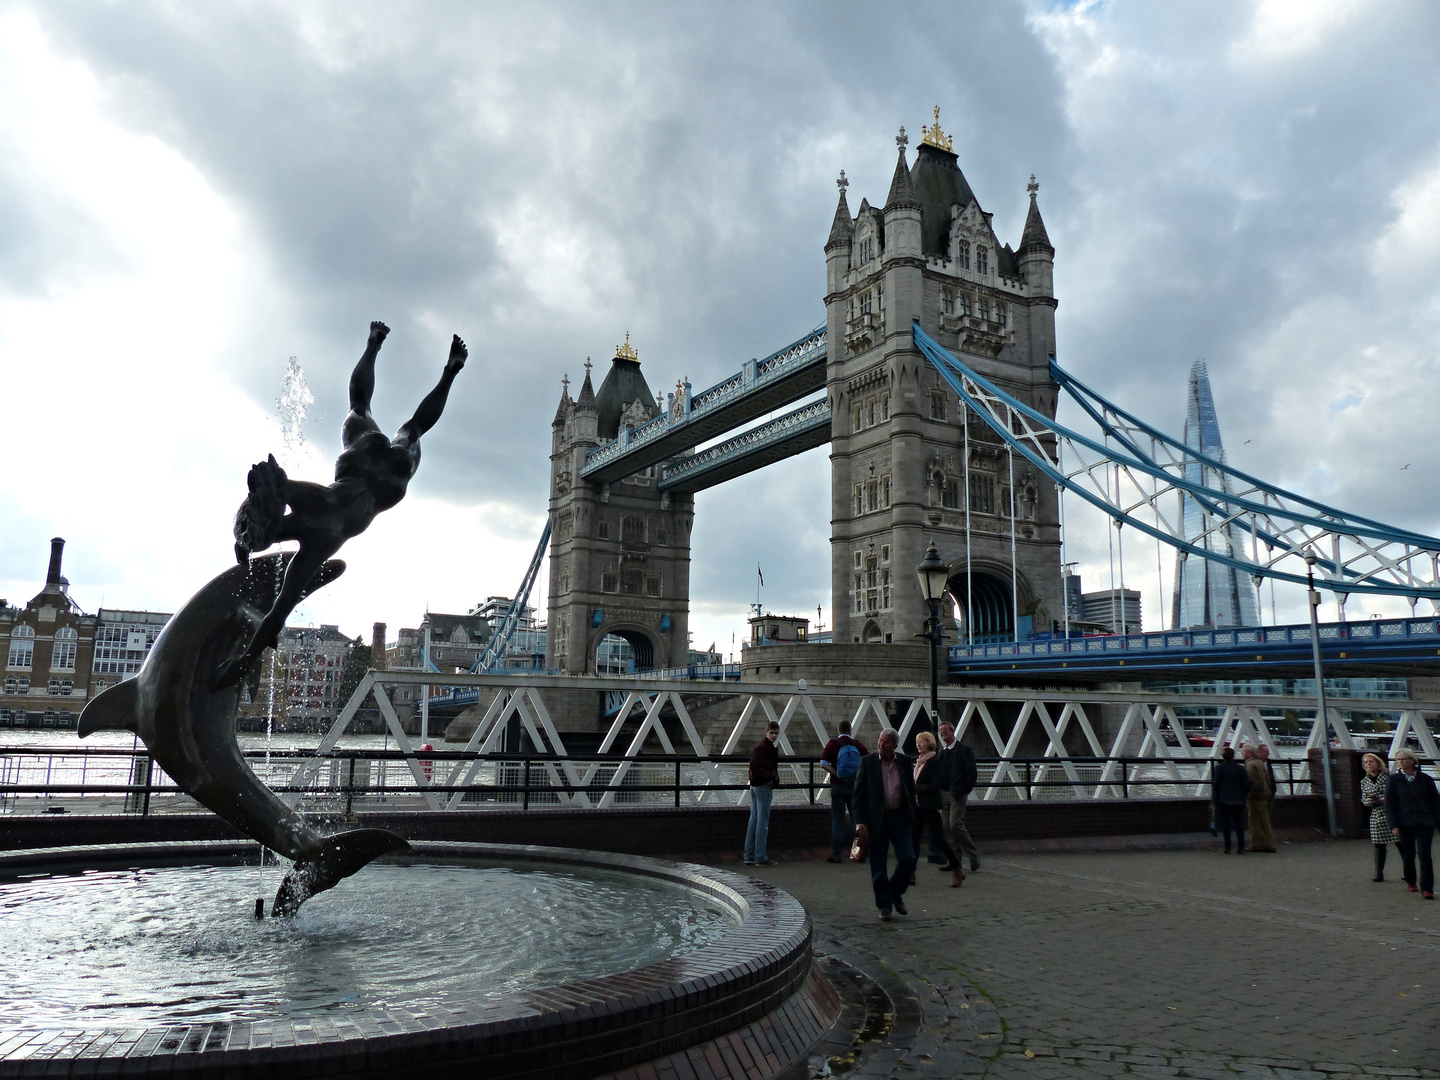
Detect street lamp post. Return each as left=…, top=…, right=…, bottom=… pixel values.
left=916, top=542, right=950, bottom=728
left=1305, top=553, right=1338, bottom=837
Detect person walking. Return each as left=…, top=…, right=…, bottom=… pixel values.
left=1360, top=752, right=1394, bottom=882
left=1211, top=746, right=1250, bottom=854
left=820, top=720, right=868, bottom=863
left=743, top=721, right=781, bottom=867
left=1243, top=743, right=1277, bottom=852
left=913, top=731, right=962, bottom=887
left=853, top=728, right=918, bottom=921
left=937, top=721, right=980, bottom=873
left=1385, top=749, right=1440, bottom=898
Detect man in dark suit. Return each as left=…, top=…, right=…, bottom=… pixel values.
left=937, top=721, right=981, bottom=873
left=852, top=728, right=917, bottom=921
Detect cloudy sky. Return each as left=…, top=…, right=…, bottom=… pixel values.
left=2, top=0, right=1438, bottom=656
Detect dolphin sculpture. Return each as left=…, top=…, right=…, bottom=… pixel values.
left=78, top=552, right=409, bottom=916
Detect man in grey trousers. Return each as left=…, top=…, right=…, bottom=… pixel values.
left=937, top=722, right=980, bottom=873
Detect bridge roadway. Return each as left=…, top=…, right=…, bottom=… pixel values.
left=578, top=323, right=827, bottom=485
left=949, top=614, right=1440, bottom=682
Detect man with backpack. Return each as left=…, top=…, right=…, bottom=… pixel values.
left=820, top=720, right=869, bottom=863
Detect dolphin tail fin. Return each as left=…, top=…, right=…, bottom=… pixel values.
left=271, top=828, right=409, bottom=917
left=77, top=680, right=140, bottom=738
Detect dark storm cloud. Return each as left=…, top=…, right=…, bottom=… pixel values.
left=21, top=1, right=1440, bottom=629
left=27, top=0, right=1066, bottom=613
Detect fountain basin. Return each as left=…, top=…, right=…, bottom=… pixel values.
left=0, top=841, right=825, bottom=1079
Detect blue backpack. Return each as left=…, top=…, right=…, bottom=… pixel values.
left=836, top=742, right=861, bottom=781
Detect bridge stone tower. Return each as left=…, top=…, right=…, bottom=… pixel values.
left=546, top=338, right=694, bottom=673
left=825, top=113, right=1063, bottom=646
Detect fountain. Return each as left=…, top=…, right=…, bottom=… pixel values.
left=3, top=324, right=832, bottom=1077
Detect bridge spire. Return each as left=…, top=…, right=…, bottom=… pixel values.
left=885, top=131, right=918, bottom=210
left=1020, top=173, right=1053, bottom=256
left=576, top=358, right=596, bottom=410
left=827, top=169, right=854, bottom=249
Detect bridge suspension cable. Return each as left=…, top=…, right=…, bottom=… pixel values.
left=913, top=321, right=1440, bottom=605
left=471, top=521, right=552, bottom=674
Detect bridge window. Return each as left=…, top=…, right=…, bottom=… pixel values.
left=51, top=627, right=77, bottom=671
left=867, top=400, right=876, bottom=426
left=882, top=569, right=892, bottom=609
left=882, top=394, right=890, bottom=421
left=621, top=569, right=643, bottom=595
left=622, top=516, right=646, bottom=544
left=7, top=626, right=34, bottom=670
left=942, top=289, right=954, bottom=315
left=969, top=474, right=996, bottom=514
left=958, top=242, right=970, bottom=270
left=854, top=484, right=864, bottom=514
left=881, top=545, right=890, bottom=561
left=596, top=519, right=610, bottom=540
left=852, top=405, right=862, bottom=432
left=866, top=481, right=879, bottom=513
left=2, top=677, right=14, bottom=695
left=978, top=296, right=989, bottom=321
left=645, top=576, right=661, bottom=597
left=977, top=247, right=989, bottom=275
left=860, top=291, right=873, bottom=316
left=881, top=475, right=891, bottom=508
left=859, top=236, right=875, bottom=264
left=61, top=679, right=72, bottom=696
left=854, top=582, right=863, bottom=614
left=930, top=392, right=946, bottom=421
left=877, top=283, right=884, bottom=312
left=995, top=303, right=1007, bottom=329
left=960, top=293, right=973, bottom=317
left=48, top=677, right=61, bottom=696
left=601, top=572, right=618, bottom=593
left=943, top=479, right=961, bottom=509
left=854, top=551, right=863, bottom=569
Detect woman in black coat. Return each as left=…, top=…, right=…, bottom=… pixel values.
left=1211, top=746, right=1250, bottom=854
left=1385, top=749, right=1440, bottom=898
left=912, top=732, right=962, bottom=887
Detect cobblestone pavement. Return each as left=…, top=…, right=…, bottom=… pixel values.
left=726, top=840, right=1440, bottom=1079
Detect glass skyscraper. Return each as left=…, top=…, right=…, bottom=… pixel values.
left=1170, top=361, right=1261, bottom=629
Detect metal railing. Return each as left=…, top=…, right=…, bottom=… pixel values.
left=0, top=746, right=1362, bottom=817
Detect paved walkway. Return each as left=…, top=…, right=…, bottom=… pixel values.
left=719, top=839, right=1440, bottom=1079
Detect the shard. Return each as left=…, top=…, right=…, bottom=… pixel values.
left=1170, top=361, right=1261, bottom=629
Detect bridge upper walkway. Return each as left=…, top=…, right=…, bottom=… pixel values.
left=579, top=323, right=827, bottom=485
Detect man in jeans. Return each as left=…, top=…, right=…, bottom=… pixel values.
left=937, top=722, right=981, bottom=872
left=820, top=720, right=869, bottom=863
left=852, top=728, right=917, bottom=921
left=744, top=721, right=781, bottom=866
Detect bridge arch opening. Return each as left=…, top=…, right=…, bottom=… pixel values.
left=949, top=571, right=1015, bottom=644
left=860, top=619, right=884, bottom=644
left=594, top=628, right=656, bottom=674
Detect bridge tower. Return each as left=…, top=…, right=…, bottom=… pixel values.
left=825, top=113, right=1063, bottom=646
left=545, top=339, right=694, bottom=673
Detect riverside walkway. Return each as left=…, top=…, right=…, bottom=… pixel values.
left=728, top=839, right=1440, bottom=1080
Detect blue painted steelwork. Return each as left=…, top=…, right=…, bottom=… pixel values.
left=579, top=324, right=827, bottom=484
left=913, top=321, right=1440, bottom=602
left=473, top=521, right=552, bottom=674
left=659, top=399, right=831, bottom=492
left=948, top=616, right=1440, bottom=677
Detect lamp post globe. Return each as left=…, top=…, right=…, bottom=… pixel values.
left=916, top=543, right=949, bottom=730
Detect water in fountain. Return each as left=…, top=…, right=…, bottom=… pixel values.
left=0, top=859, right=737, bottom=1029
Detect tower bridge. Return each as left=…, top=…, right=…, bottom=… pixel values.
left=522, top=113, right=1440, bottom=697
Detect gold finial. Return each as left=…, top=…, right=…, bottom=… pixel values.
left=615, top=331, right=638, bottom=363
left=921, top=106, right=953, bottom=152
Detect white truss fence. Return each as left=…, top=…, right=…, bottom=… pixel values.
left=269, top=671, right=1440, bottom=812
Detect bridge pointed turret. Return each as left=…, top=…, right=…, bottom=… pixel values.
left=1019, top=176, right=1053, bottom=257
left=553, top=374, right=572, bottom=428
left=884, top=129, right=918, bottom=211
left=576, top=361, right=596, bottom=411
left=827, top=170, right=854, bottom=250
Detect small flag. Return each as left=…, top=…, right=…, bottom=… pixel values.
left=757, top=565, right=764, bottom=586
